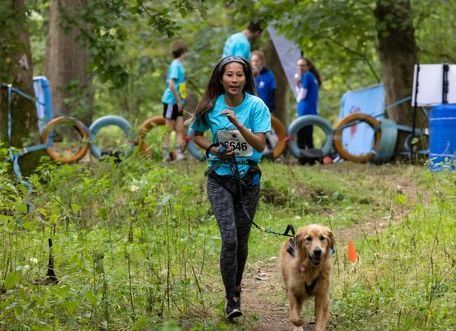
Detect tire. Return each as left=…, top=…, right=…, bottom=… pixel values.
left=333, top=113, right=381, bottom=163
left=137, top=116, right=166, bottom=156
left=288, top=115, right=333, bottom=159
left=41, top=116, right=89, bottom=163
left=263, top=115, right=287, bottom=159
left=373, top=118, right=397, bottom=163
left=89, top=115, right=133, bottom=159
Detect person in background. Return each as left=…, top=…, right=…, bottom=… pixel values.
left=295, top=57, right=322, bottom=153
left=161, top=40, right=188, bottom=161
left=251, top=50, right=276, bottom=113
left=191, top=56, right=271, bottom=320
left=222, top=21, right=263, bottom=60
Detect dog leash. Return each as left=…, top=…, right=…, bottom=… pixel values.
left=204, top=144, right=297, bottom=239
left=223, top=146, right=296, bottom=238
left=229, top=151, right=297, bottom=239
left=252, top=222, right=295, bottom=237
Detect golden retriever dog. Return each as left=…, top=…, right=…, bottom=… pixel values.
left=280, top=224, right=334, bottom=331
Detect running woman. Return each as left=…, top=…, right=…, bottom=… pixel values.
left=191, top=56, right=271, bottom=319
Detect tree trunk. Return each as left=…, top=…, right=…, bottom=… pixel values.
left=375, top=0, right=426, bottom=154
left=0, top=0, right=44, bottom=174
left=264, top=39, right=289, bottom=126
left=45, top=0, right=93, bottom=126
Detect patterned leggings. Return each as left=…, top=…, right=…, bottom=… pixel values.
left=207, top=174, right=260, bottom=300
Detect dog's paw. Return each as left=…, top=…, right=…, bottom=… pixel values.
left=292, top=326, right=304, bottom=331
left=291, top=317, right=304, bottom=327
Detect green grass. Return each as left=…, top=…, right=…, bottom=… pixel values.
left=0, top=150, right=454, bottom=330
left=331, top=185, right=455, bottom=330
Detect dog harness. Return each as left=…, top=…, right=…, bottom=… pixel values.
left=305, top=273, right=322, bottom=294
left=287, top=237, right=297, bottom=257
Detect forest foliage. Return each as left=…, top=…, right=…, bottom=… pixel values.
left=24, top=0, right=456, bottom=125
left=1, top=149, right=455, bottom=329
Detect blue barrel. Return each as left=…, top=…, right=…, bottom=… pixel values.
left=429, top=105, right=456, bottom=171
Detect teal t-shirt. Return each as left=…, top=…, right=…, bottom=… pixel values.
left=191, top=93, right=271, bottom=176
left=222, top=32, right=251, bottom=60
left=161, top=59, right=186, bottom=104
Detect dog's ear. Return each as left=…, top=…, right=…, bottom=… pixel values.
left=325, top=227, right=335, bottom=253
left=295, top=229, right=305, bottom=248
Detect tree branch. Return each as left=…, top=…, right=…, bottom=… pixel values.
left=328, top=37, right=381, bottom=82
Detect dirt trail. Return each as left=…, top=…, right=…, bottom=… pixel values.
left=240, top=174, right=425, bottom=331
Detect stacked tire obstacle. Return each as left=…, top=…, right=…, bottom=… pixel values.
left=41, top=115, right=135, bottom=163
left=286, top=113, right=427, bottom=164
left=40, top=114, right=289, bottom=163
left=41, top=112, right=427, bottom=164
left=331, top=113, right=428, bottom=163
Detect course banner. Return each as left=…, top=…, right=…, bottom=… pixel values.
left=267, top=26, right=301, bottom=97
left=339, top=84, right=385, bottom=155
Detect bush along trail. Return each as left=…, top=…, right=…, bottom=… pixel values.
left=0, top=152, right=454, bottom=330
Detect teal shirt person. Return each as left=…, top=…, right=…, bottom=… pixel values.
left=191, top=92, right=271, bottom=176
left=222, top=32, right=251, bottom=60
left=161, top=59, right=187, bottom=104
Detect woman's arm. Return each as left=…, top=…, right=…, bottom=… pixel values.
left=193, top=132, right=211, bottom=151
left=169, top=79, right=183, bottom=111
left=220, top=109, right=266, bottom=152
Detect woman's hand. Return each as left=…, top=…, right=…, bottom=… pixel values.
left=194, top=132, right=235, bottom=158
left=211, top=144, right=235, bottom=159
left=221, top=109, right=239, bottom=127
left=294, top=73, right=301, bottom=86
left=220, top=109, right=266, bottom=152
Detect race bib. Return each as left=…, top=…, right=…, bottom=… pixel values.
left=179, top=82, right=187, bottom=99
left=217, top=130, right=253, bottom=157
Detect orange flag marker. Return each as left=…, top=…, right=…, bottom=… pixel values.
left=347, top=240, right=357, bottom=263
